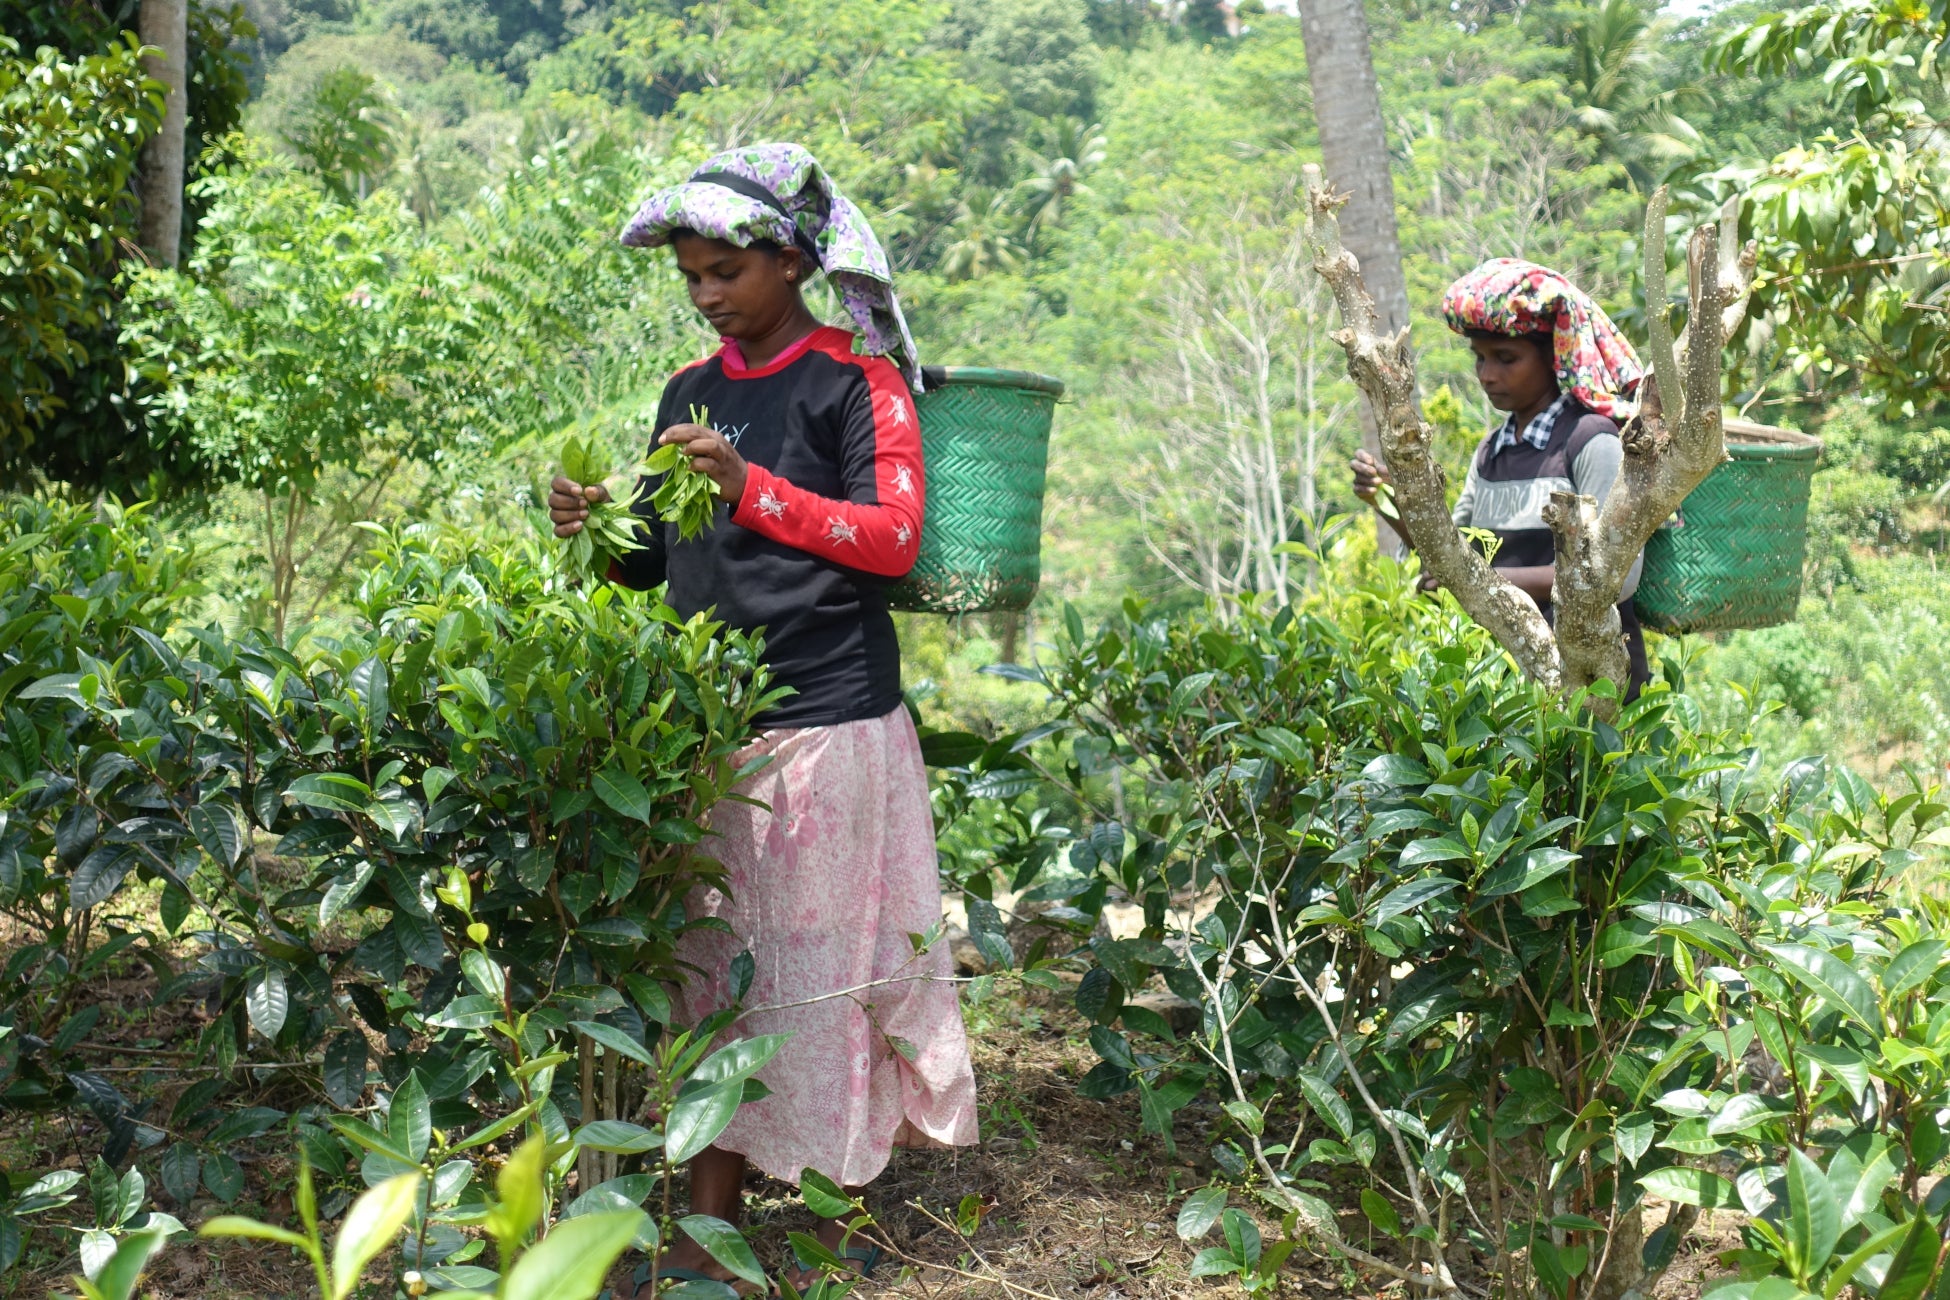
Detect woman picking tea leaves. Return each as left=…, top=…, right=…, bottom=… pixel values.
left=1352, top=258, right=1653, bottom=694
left=548, top=144, right=976, bottom=1296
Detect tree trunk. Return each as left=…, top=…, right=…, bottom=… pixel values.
left=996, top=611, right=1022, bottom=665
left=137, top=0, right=189, bottom=267
left=1295, top=0, right=1412, bottom=553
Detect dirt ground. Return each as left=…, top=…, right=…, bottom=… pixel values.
left=679, top=985, right=1324, bottom=1300
left=4, top=946, right=1744, bottom=1300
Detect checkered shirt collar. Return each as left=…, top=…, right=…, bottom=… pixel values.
left=1490, top=391, right=1574, bottom=455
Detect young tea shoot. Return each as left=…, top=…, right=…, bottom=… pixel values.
left=559, top=434, right=646, bottom=580
left=644, top=404, right=722, bottom=541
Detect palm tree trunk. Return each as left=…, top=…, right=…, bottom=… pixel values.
left=1295, top=0, right=1413, bottom=552
left=137, top=0, right=189, bottom=267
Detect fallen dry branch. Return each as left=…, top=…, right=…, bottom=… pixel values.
left=867, top=1202, right=1071, bottom=1300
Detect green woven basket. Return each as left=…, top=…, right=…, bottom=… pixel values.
left=1634, top=419, right=1823, bottom=634
left=886, top=365, right=1063, bottom=615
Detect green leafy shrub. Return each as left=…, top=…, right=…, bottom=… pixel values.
left=1701, top=555, right=1950, bottom=774
left=0, top=500, right=792, bottom=1287
left=1806, top=467, right=1908, bottom=588
left=0, top=498, right=202, bottom=1166
left=0, top=36, right=161, bottom=447
left=198, top=1035, right=778, bottom=1298
left=961, top=567, right=1950, bottom=1296
left=119, top=128, right=689, bottom=632
left=1644, top=826, right=1950, bottom=1299
left=0, top=0, right=256, bottom=494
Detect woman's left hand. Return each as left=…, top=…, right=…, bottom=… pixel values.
left=659, top=423, right=749, bottom=504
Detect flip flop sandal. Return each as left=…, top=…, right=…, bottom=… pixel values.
left=841, top=1243, right=883, bottom=1278
left=602, top=1261, right=746, bottom=1300
left=790, top=1241, right=884, bottom=1280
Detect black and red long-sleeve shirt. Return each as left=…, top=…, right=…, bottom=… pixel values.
left=609, top=326, right=924, bottom=729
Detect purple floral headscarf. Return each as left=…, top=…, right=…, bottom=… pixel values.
left=620, top=143, right=922, bottom=391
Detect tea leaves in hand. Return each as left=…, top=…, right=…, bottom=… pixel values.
left=558, top=434, right=646, bottom=578
left=644, top=405, right=721, bottom=541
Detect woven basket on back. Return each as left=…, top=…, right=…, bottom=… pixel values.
left=886, top=366, right=1063, bottom=615
left=1633, top=419, right=1822, bottom=634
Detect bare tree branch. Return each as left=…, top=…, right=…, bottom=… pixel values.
left=1301, top=164, right=1565, bottom=690
left=1124, top=202, right=1351, bottom=609
left=1300, top=167, right=1756, bottom=710
left=1548, top=193, right=1756, bottom=696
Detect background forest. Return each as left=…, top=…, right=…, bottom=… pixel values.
left=7, top=0, right=1950, bottom=1297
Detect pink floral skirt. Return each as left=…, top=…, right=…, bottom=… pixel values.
left=673, top=705, right=979, bottom=1186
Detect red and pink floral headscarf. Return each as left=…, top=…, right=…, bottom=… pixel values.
left=1441, top=258, right=1644, bottom=420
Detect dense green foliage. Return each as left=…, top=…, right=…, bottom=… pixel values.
left=0, top=501, right=803, bottom=1283
left=0, top=500, right=942, bottom=1295
left=1712, top=0, right=1949, bottom=416
left=0, top=1, right=255, bottom=492
left=122, top=131, right=690, bottom=632
left=0, top=37, right=161, bottom=452
left=935, top=569, right=1950, bottom=1295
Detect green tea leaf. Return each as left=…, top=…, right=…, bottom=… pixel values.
left=285, top=773, right=372, bottom=813
left=246, top=969, right=288, bottom=1039
left=1637, top=1166, right=1738, bottom=1208
left=1784, top=1146, right=1841, bottom=1278
left=678, top=1214, right=766, bottom=1287
left=488, top=1137, right=546, bottom=1258
left=388, top=1073, right=431, bottom=1164
left=1220, top=1209, right=1261, bottom=1268
left=592, top=765, right=652, bottom=823
left=799, top=1169, right=854, bottom=1220
left=323, top=1032, right=368, bottom=1109
left=1882, top=940, right=1946, bottom=999
left=1371, top=875, right=1459, bottom=922
left=1360, top=1189, right=1401, bottom=1237
left=1761, top=942, right=1880, bottom=1032
left=571, top=1120, right=663, bottom=1155
left=1614, top=1112, right=1655, bottom=1167
left=1177, top=1187, right=1227, bottom=1241
left=88, top=1229, right=174, bottom=1300
left=665, top=1080, right=743, bottom=1164
left=501, top=1210, right=643, bottom=1300
left=1296, top=1068, right=1352, bottom=1140
left=688, top=1033, right=788, bottom=1089
left=199, top=1216, right=311, bottom=1249
left=330, top=1172, right=422, bottom=1300
left=571, top=1021, right=653, bottom=1067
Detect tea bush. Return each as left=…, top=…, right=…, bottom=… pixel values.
left=0, top=500, right=820, bottom=1291
left=1698, top=555, right=1950, bottom=777
left=948, top=563, right=1950, bottom=1297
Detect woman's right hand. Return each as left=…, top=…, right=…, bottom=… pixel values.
left=1351, top=449, right=1392, bottom=504
left=548, top=475, right=611, bottom=537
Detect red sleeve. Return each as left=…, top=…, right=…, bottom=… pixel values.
left=728, top=348, right=924, bottom=579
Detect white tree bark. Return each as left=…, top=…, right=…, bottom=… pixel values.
left=1295, top=0, right=1415, bottom=553
left=137, top=0, right=190, bottom=268
left=1125, top=206, right=1352, bottom=611
left=1301, top=168, right=1756, bottom=709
